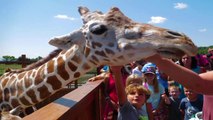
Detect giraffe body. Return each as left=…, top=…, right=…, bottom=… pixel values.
left=0, top=6, right=197, bottom=116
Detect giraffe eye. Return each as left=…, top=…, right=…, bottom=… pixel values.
left=89, top=24, right=108, bottom=35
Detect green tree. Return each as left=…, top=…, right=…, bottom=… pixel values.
left=2, top=55, right=16, bottom=61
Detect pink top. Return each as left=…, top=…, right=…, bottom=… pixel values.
left=203, top=95, right=213, bottom=120
left=108, top=74, right=118, bottom=102
left=104, top=74, right=126, bottom=119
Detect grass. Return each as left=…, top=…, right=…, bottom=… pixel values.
left=0, top=64, right=22, bottom=76
left=0, top=64, right=97, bottom=84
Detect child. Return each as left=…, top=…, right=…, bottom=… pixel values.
left=126, top=74, right=154, bottom=120
left=162, top=85, right=182, bottom=120
left=111, top=66, right=151, bottom=120
left=142, top=66, right=166, bottom=120
left=180, top=87, right=203, bottom=120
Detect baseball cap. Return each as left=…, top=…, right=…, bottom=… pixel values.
left=143, top=67, right=156, bottom=74
left=142, top=62, right=156, bottom=73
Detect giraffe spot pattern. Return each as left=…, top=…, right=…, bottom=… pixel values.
left=47, top=60, right=54, bottom=74
left=32, top=71, right=36, bottom=78
left=102, top=58, right=110, bottom=62
left=95, top=51, right=107, bottom=58
left=84, top=47, right=91, bottom=57
left=17, top=80, right=24, bottom=96
left=47, top=76, right=62, bottom=90
left=0, top=90, right=2, bottom=103
left=24, top=76, right=33, bottom=88
left=57, top=57, right=69, bottom=80
left=2, top=78, right=9, bottom=88
left=105, top=48, right=115, bottom=55
left=117, top=56, right=125, bottom=60
left=71, top=54, right=82, bottom=64
left=82, top=63, right=91, bottom=71
left=10, top=83, right=16, bottom=96
left=91, top=55, right=99, bottom=63
left=3, top=88, right=10, bottom=101
left=68, top=61, right=77, bottom=72
left=34, top=66, right=45, bottom=85
left=11, top=98, right=19, bottom=108
left=92, top=41, right=102, bottom=49
left=17, top=72, right=26, bottom=80
left=37, top=85, right=51, bottom=100
left=26, top=89, right=38, bottom=103
left=20, top=96, right=31, bottom=106
left=123, top=44, right=134, bottom=50
left=74, top=72, right=81, bottom=78
left=89, top=60, right=98, bottom=66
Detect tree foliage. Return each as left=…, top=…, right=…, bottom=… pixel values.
left=198, top=45, right=213, bottom=55
left=2, top=55, right=16, bottom=61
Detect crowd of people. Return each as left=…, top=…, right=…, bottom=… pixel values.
left=88, top=48, right=213, bottom=120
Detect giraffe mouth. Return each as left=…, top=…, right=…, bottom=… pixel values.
left=157, top=48, right=185, bottom=59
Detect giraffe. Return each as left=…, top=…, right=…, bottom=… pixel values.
left=0, top=6, right=197, bottom=118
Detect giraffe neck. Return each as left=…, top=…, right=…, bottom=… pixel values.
left=0, top=45, right=97, bottom=110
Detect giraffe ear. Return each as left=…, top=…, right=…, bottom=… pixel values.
left=78, top=6, right=90, bottom=16
left=108, top=7, right=123, bottom=15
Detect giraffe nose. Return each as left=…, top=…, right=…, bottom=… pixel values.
left=165, top=30, right=184, bottom=39
left=167, top=31, right=183, bottom=37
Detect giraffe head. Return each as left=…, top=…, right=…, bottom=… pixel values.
left=49, top=6, right=197, bottom=65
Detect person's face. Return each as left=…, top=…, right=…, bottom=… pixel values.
left=144, top=73, right=155, bottom=84
left=184, top=88, right=198, bottom=101
left=127, top=90, right=146, bottom=109
left=169, top=87, right=180, bottom=99
left=181, top=55, right=191, bottom=67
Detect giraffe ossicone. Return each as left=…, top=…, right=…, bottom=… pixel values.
left=0, top=6, right=197, bottom=118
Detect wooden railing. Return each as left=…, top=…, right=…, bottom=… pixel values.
left=23, top=80, right=106, bottom=120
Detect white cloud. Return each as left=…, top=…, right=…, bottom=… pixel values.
left=54, top=14, right=77, bottom=21
left=174, top=3, right=188, bottom=9
left=148, top=16, right=167, bottom=24
left=198, top=28, right=207, bottom=32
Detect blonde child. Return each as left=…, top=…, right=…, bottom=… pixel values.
left=126, top=74, right=153, bottom=120
left=111, top=66, right=151, bottom=120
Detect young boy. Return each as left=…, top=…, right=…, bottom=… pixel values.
left=162, top=85, right=182, bottom=120
left=180, top=87, right=203, bottom=120
left=111, top=66, right=151, bottom=120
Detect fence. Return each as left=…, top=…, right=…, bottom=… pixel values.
left=23, top=80, right=105, bottom=120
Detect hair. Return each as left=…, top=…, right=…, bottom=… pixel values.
left=179, top=56, right=198, bottom=69
left=126, top=74, right=143, bottom=86
left=125, top=83, right=151, bottom=100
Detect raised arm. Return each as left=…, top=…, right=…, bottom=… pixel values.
left=110, top=66, right=127, bottom=106
left=146, top=54, right=213, bottom=95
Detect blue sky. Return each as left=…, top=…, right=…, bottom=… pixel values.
left=0, top=0, right=212, bottom=58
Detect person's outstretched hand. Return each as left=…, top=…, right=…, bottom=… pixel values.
left=88, top=72, right=109, bottom=82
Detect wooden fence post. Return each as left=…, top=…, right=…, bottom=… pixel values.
left=21, top=54, right=27, bottom=68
